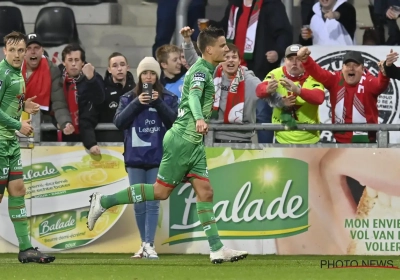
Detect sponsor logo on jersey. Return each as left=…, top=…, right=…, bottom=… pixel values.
left=109, top=101, right=118, bottom=109
left=193, top=72, right=206, bottom=82
left=315, top=50, right=399, bottom=142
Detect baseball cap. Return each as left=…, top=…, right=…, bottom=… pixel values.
left=343, top=51, right=364, bottom=65
left=26, top=33, right=42, bottom=47
left=285, top=44, right=302, bottom=58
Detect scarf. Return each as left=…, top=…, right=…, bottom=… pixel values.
left=227, top=0, right=264, bottom=60
left=63, top=69, right=80, bottom=134
left=21, top=56, right=52, bottom=110
left=334, top=72, right=368, bottom=142
left=212, top=65, right=245, bottom=124
left=279, top=67, right=309, bottom=129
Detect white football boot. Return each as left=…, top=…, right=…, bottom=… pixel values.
left=210, top=246, right=248, bottom=264
left=87, top=192, right=106, bottom=231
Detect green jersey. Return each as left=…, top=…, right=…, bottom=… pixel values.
left=0, top=59, right=25, bottom=140
left=171, top=58, right=216, bottom=144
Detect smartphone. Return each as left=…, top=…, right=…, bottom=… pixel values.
left=142, top=82, right=153, bottom=101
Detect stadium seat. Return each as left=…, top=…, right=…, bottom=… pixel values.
left=34, top=7, right=80, bottom=47
left=62, top=0, right=103, bottom=4
left=0, top=6, right=26, bottom=47
left=12, top=0, right=50, bottom=5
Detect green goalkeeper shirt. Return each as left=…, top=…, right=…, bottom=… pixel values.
left=0, top=59, right=25, bottom=140
left=171, top=58, right=216, bottom=144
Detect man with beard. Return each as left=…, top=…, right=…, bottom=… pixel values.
left=256, top=44, right=325, bottom=144
left=297, top=46, right=389, bottom=143
left=22, top=33, right=74, bottom=136
left=96, top=52, right=135, bottom=142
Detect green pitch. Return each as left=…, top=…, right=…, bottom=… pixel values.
left=1, top=254, right=400, bottom=280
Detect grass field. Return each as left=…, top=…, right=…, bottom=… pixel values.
left=2, top=254, right=400, bottom=280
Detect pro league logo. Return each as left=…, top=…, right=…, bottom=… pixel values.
left=315, top=51, right=399, bottom=142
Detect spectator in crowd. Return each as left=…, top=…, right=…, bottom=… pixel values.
left=96, top=52, right=135, bottom=143
left=180, top=41, right=201, bottom=70
left=297, top=47, right=389, bottom=143
left=181, top=27, right=294, bottom=143
left=22, top=34, right=75, bottom=136
left=113, top=57, right=178, bottom=259
left=256, top=44, right=325, bottom=144
left=300, top=0, right=356, bottom=46
left=375, top=0, right=400, bottom=45
left=384, top=48, right=400, bottom=79
left=21, top=33, right=74, bottom=135
left=208, top=0, right=293, bottom=143
left=156, top=44, right=186, bottom=102
left=152, top=0, right=207, bottom=57
left=59, top=44, right=105, bottom=154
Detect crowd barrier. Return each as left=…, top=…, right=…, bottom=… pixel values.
left=2, top=44, right=400, bottom=255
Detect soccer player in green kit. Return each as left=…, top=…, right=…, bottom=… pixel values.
left=0, top=31, right=55, bottom=263
left=87, top=27, right=248, bottom=264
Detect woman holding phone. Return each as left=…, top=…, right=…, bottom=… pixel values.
left=113, top=57, right=178, bottom=259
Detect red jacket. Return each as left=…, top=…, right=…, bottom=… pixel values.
left=302, top=56, right=390, bottom=143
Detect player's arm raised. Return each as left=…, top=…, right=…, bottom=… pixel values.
left=0, top=76, right=22, bottom=131
left=188, top=71, right=208, bottom=134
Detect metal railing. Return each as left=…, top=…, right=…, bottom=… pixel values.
left=30, top=112, right=400, bottom=149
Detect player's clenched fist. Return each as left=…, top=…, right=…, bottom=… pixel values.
left=196, top=119, right=208, bottom=134
left=297, top=47, right=311, bottom=62
left=19, top=119, right=33, bottom=136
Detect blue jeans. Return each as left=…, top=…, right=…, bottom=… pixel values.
left=127, top=167, right=160, bottom=244
left=256, top=99, right=274, bottom=143
left=152, top=0, right=206, bottom=57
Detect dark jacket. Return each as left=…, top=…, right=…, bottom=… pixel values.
left=95, top=70, right=136, bottom=142
left=210, top=0, right=293, bottom=80
left=57, top=66, right=105, bottom=150
left=384, top=61, right=400, bottom=80
left=114, top=88, right=178, bottom=168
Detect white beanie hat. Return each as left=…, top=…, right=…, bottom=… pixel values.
left=137, top=57, right=161, bottom=80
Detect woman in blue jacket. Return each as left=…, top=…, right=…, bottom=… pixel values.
left=114, top=57, right=178, bottom=259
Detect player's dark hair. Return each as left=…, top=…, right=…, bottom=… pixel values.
left=108, top=52, right=128, bottom=66
left=62, top=43, right=86, bottom=62
left=3, top=31, right=26, bottom=48
left=226, top=43, right=240, bottom=58
left=197, top=26, right=225, bottom=54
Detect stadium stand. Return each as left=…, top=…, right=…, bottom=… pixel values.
left=34, top=7, right=80, bottom=47
left=0, top=6, right=26, bottom=46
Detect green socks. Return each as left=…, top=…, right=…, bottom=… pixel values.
left=100, top=184, right=155, bottom=209
left=8, top=196, right=32, bottom=251
left=196, top=202, right=223, bottom=252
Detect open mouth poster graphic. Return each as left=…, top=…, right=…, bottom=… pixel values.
left=0, top=146, right=399, bottom=255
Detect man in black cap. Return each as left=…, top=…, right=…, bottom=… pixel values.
left=296, top=46, right=389, bottom=144
left=22, top=33, right=74, bottom=136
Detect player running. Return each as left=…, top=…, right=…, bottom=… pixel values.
left=0, top=32, right=55, bottom=263
left=87, top=27, right=248, bottom=264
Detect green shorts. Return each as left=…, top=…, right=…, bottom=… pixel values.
left=157, top=130, right=209, bottom=188
left=0, top=139, right=23, bottom=198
